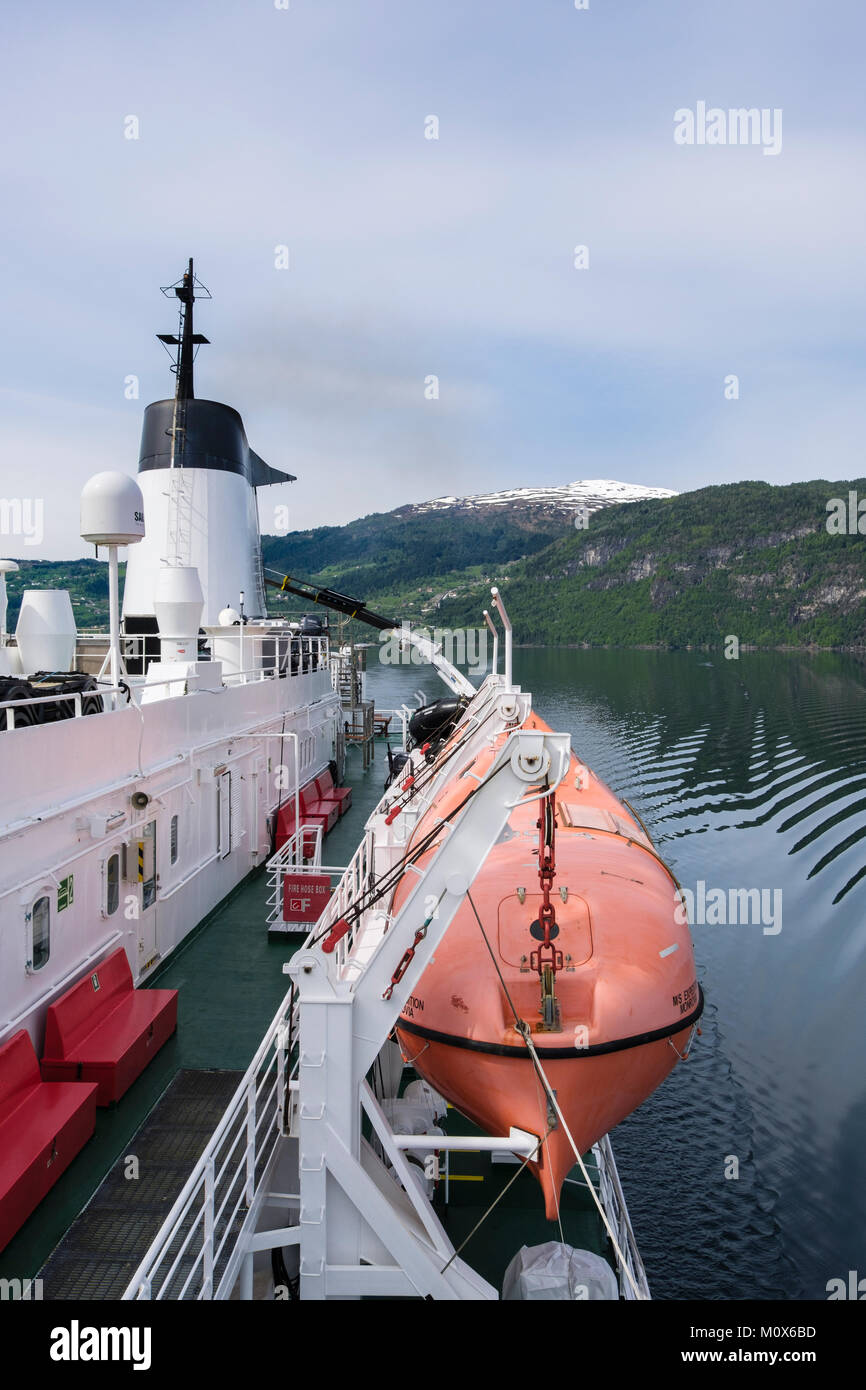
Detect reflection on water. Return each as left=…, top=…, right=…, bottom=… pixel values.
left=366, top=648, right=866, bottom=1300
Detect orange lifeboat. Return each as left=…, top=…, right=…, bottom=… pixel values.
left=393, top=712, right=703, bottom=1220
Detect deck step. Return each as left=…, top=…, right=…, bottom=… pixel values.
left=37, top=1069, right=241, bottom=1299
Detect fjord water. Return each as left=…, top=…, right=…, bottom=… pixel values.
left=364, top=648, right=866, bottom=1300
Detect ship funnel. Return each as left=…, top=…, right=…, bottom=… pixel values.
left=153, top=567, right=204, bottom=663
left=122, top=263, right=295, bottom=633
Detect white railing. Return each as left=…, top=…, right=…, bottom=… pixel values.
left=265, top=826, right=348, bottom=933
left=311, top=685, right=507, bottom=976
left=78, top=630, right=329, bottom=680
left=311, top=826, right=379, bottom=975
left=265, top=818, right=371, bottom=951
left=123, top=985, right=299, bottom=1301
left=0, top=684, right=113, bottom=729
left=490, top=586, right=513, bottom=688
left=375, top=705, right=411, bottom=750
left=592, top=1134, right=651, bottom=1300
left=0, top=635, right=331, bottom=727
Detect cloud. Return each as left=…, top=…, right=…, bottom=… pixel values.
left=1, top=1, right=864, bottom=556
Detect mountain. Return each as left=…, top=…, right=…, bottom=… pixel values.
left=259, top=478, right=672, bottom=622
left=431, top=479, right=866, bottom=649
left=402, top=480, right=677, bottom=517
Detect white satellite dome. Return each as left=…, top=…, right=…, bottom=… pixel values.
left=219, top=606, right=241, bottom=626
left=80, top=472, right=146, bottom=546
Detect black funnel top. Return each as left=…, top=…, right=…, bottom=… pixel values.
left=138, top=398, right=294, bottom=487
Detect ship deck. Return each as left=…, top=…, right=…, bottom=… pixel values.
left=1, top=737, right=614, bottom=1299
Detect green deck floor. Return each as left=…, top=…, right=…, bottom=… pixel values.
left=0, top=734, right=613, bottom=1296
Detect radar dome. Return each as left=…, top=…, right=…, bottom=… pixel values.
left=80, top=472, right=146, bottom=546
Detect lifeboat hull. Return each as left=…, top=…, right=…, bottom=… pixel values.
left=397, top=1024, right=697, bottom=1219
left=393, top=711, right=703, bottom=1220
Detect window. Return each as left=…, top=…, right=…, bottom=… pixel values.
left=31, top=896, right=50, bottom=971
left=218, top=772, right=232, bottom=859
left=141, top=820, right=157, bottom=910
left=106, top=853, right=120, bottom=916
left=170, top=815, right=179, bottom=865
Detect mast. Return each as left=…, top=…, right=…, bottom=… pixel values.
left=157, top=257, right=210, bottom=404
left=156, top=260, right=211, bottom=563
left=157, top=258, right=211, bottom=470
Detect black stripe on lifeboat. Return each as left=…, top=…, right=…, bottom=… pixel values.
left=396, top=985, right=704, bottom=1060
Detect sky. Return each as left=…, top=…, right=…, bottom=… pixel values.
left=0, top=0, right=864, bottom=558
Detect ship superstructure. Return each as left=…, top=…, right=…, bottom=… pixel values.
left=0, top=264, right=343, bottom=1060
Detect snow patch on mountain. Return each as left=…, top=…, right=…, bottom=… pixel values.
left=406, top=479, right=677, bottom=516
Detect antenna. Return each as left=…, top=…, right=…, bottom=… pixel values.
left=157, top=257, right=211, bottom=402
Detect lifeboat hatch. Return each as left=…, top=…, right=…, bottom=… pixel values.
left=497, top=892, right=592, bottom=970
left=558, top=802, right=651, bottom=847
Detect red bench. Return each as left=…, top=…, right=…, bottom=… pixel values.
left=274, top=805, right=320, bottom=856
left=0, top=1029, right=97, bottom=1252
left=40, top=948, right=178, bottom=1106
left=314, top=770, right=351, bottom=817
left=302, top=796, right=339, bottom=835
left=275, top=776, right=344, bottom=850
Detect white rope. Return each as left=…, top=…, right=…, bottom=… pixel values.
left=516, top=1022, right=645, bottom=1300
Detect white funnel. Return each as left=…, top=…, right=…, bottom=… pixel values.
left=153, top=567, right=204, bottom=662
